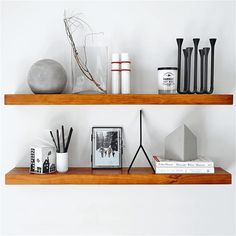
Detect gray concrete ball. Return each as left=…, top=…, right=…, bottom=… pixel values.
left=28, top=59, right=67, bottom=94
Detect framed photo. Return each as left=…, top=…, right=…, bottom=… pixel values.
left=91, top=127, right=122, bottom=169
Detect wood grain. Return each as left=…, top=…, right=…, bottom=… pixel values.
left=4, top=94, right=233, bottom=105
left=5, top=167, right=232, bottom=185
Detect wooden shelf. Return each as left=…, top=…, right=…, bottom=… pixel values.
left=4, top=94, right=233, bottom=105
left=5, top=167, right=231, bottom=185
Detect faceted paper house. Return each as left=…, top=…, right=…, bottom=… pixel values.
left=165, top=125, right=197, bottom=161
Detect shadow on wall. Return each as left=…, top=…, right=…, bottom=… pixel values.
left=143, top=107, right=234, bottom=169
left=14, top=36, right=236, bottom=94
left=15, top=38, right=70, bottom=94
left=16, top=109, right=79, bottom=167
left=182, top=107, right=235, bottom=169
left=16, top=106, right=235, bottom=169
left=215, top=39, right=236, bottom=93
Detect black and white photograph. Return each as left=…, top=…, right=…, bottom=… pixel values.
left=91, top=127, right=122, bottom=168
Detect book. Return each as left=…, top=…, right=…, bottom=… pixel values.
left=153, top=156, right=214, bottom=168
left=155, top=167, right=215, bottom=174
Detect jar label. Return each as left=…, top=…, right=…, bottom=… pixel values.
left=163, top=72, right=175, bottom=87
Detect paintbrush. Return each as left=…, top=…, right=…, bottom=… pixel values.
left=56, top=129, right=60, bottom=153
left=62, top=125, right=65, bottom=153
left=50, top=131, right=58, bottom=152
left=65, top=127, right=73, bottom=152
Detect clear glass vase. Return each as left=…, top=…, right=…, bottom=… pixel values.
left=71, top=34, right=108, bottom=94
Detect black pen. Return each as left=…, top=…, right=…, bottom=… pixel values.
left=62, top=125, right=65, bottom=153
left=50, top=131, right=58, bottom=152
left=65, top=127, right=73, bottom=152
left=56, top=129, right=60, bottom=153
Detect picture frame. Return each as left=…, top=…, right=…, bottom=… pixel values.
left=91, top=127, right=123, bottom=169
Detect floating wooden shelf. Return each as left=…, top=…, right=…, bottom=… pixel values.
left=5, top=167, right=231, bottom=185
left=4, top=94, right=233, bottom=105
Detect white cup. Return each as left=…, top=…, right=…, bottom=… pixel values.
left=56, top=153, right=68, bottom=173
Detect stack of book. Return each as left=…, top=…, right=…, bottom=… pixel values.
left=153, top=156, right=214, bottom=174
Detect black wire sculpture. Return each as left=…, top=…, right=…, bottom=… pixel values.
left=128, top=110, right=155, bottom=173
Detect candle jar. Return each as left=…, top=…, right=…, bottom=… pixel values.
left=157, top=67, right=177, bottom=94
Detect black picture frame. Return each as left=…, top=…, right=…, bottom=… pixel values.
left=91, top=127, right=123, bottom=169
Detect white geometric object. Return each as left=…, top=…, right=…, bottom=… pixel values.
left=165, top=125, right=197, bottom=161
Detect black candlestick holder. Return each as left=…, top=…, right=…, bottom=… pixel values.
left=176, top=38, right=216, bottom=94
left=128, top=110, right=155, bottom=174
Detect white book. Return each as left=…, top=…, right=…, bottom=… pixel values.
left=153, top=156, right=214, bottom=168
left=155, top=167, right=215, bottom=174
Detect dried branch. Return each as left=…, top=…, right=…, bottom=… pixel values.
left=64, top=13, right=106, bottom=93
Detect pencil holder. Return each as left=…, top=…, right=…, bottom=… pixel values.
left=56, top=152, right=68, bottom=173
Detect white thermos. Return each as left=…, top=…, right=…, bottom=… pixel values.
left=121, top=53, right=131, bottom=94
left=111, top=53, right=121, bottom=94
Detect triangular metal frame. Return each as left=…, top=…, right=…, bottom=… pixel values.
left=128, top=110, right=155, bottom=173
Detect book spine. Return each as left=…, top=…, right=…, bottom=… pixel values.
left=155, top=167, right=215, bottom=174
left=155, top=162, right=214, bottom=168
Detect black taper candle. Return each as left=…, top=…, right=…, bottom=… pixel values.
left=206, top=38, right=217, bottom=94
left=176, top=38, right=184, bottom=93
left=196, top=49, right=205, bottom=94
left=203, top=47, right=210, bottom=93
left=192, top=38, right=200, bottom=93
left=186, top=47, right=193, bottom=93
left=183, top=49, right=188, bottom=94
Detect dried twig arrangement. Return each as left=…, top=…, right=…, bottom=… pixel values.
left=64, top=12, right=106, bottom=93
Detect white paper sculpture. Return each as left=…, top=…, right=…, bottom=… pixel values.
left=165, top=125, right=197, bottom=161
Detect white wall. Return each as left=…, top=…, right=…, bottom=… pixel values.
left=1, top=1, right=236, bottom=235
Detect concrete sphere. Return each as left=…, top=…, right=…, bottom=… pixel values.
left=28, top=59, right=67, bottom=94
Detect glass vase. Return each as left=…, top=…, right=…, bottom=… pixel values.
left=71, top=34, right=108, bottom=94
